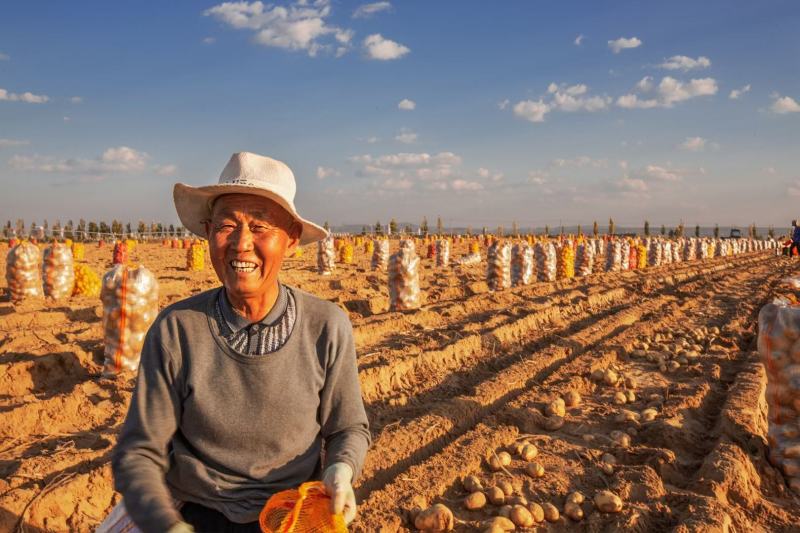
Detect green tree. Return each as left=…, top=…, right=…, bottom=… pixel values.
left=644, top=220, right=650, bottom=236
left=592, top=221, right=598, bottom=237
left=769, top=225, right=775, bottom=238
left=88, top=221, right=99, bottom=239
left=676, top=222, right=684, bottom=238
left=374, top=220, right=383, bottom=235
left=436, top=216, right=443, bottom=235
left=126, top=222, right=132, bottom=236
left=137, top=220, right=147, bottom=238
left=323, top=221, right=330, bottom=231
left=660, top=224, right=666, bottom=236
left=360, top=225, right=366, bottom=235
left=420, top=217, right=429, bottom=236
left=577, top=224, right=582, bottom=237
left=544, top=224, right=550, bottom=236
left=167, top=224, right=174, bottom=237
left=608, top=218, right=615, bottom=236
left=714, top=224, right=720, bottom=238
left=65, top=220, right=74, bottom=241
left=695, top=224, right=700, bottom=237
left=404, top=225, right=412, bottom=234
left=389, top=218, right=398, bottom=235
left=560, top=225, right=565, bottom=236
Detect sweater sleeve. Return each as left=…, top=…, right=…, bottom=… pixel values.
left=111, top=324, right=184, bottom=533
left=319, top=314, right=371, bottom=481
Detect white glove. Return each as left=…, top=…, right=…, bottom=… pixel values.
left=166, top=521, right=195, bottom=533
left=322, top=462, right=356, bottom=524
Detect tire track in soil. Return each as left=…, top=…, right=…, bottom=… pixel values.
left=352, top=253, right=793, bottom=532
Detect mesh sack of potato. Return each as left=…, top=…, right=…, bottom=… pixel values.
left=339, top=242, right=354, bottom=264
left=757, top=302, right=800, bottom=494
left=576, top=242, right=594, bottom=276
left=101, top=264, right=159, bottom=375
left=661, top=241, right=672, bottom=264
left=73, top=263, right=101, bottom=297
left=511, top=243, right=534, bottom=286
left=684, top=239, right=696, bottom=261
left=715, top=239, right=726, bottom=257
left=365, top=239, right=375, bottom=255
left=293, top=246, right=303, bottom=258
left=42, top=242, right=75, bottom=300
left=457, top=252, right=481, bottom=266
left=648, top=239, right=662, bottom=267
left=259, top=481, right=346, bottom=533
left=186, top=242, right=205, bottom=271
left=317, top=235, right=336, bottom=275
left=371, top=239, right=389, bottom=271
left=435, top=239, right=450, bottom=267
left=6, top=241, right=44, bottom=303
left=71, top=242, right=85, bottom=261
left=628, top=240, right=638, bottom=270
left=389, top=239, right=421, bottom=311
left=557, top=242, right=575, bottom=280
left=605, top=240, right=622, bottom=272
left=620, top=240, right=630, bottom=270
left=534, top=241, right=557, bottom=282
left=671, top=240, right=682, bottom=263
left=487, top=240, right=511, bottom=290
left=426, top=242, right=436, bottom=260
left=469, top=240, right=480, bottom=255
left=636, top=243, right=647, bottom=269
left=113, top=241, right=129, bottom=265
left=593, top=238, right=604, bottom=257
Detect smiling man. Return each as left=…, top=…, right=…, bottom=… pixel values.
left=110, top=152, right=371, bottom=533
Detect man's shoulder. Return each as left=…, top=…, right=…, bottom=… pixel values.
left=286, top=285, right=351, bottom=330
left=154, top=287, right=220, bottom=327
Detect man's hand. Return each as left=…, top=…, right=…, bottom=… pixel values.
left=322, top=462, right=356, bottom=524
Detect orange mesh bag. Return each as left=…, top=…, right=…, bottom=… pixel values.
left=259, top=481, right=347, bottom=533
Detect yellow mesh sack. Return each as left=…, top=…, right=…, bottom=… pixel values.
left=259, top=482, right=347, bottom=533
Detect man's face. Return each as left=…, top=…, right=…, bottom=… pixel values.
left=205, top=194, right=300, bottom=300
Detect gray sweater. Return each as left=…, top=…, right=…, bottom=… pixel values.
left=111, top=285, right=371, bottom=533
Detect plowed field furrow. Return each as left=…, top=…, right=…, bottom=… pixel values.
left=352, top=253, right=797, bottom=532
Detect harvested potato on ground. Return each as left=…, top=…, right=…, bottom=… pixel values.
left=465, top=491, right=486, bottom=510
left=594, top=490, right=624, bottom=513
left=498, top=505, right=513, bottom=518
left=566, top=491, right=584, bottom=505
left=519, top=443, right=538, bottom=461
left=482, top=516, right=515, bottom=532
left=528, top=502, right=544, bottom=523
left=525, top=462, right=545, bottom=478
left=463, top=475, right=483, bottom=492
left=487, top=486, right=505, bottom=505
left=613, top=391, right=628, bottom=405
left=625, top=390, right=636, bottom=403
left=513, top=441, right=530, bottom=455
left=564, top=501, right=584, bottom=521
left=546, top=397, right=566, bottom=417
left=610, top=430, right=631, bottom=448
left=667, top=360, right=681, bottom=372
left=414, top=503, right=454, bottom=532
left=591, top=368, right=605, bottom=381
left=497, top=479, right=514, bottom=497
left=601, top=453, right=617, bottom=464
left=641, top=408, right=658, bottom=422
left=604, top=369, right=619, bottom=386
left=542, top=415, right=565, bottom=431
left=508, top=495, right=527, bottom=506
left=542, top=503, right=560, bottom=522
left=510, top=505, right=534, bottom=527
left=564, top=390, right=581, bottom=407
left=624, top=375, right=638, bottom=389
left=600, top=462, right=614, bottom=475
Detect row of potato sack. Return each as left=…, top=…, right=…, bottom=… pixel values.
left=758, top=301, right=800, bottom=495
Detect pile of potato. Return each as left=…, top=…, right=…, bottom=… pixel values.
left=42, top=242, right=75, bottom=299
left=436, top=239, right=450, bottom=267
left=510, top=243, right=533, bottom=286
left=534, top=242, right=556, bottom=282
left=5, top=241, right=43, bottom=303
left=371, top=239, right=389, bottom=271
left=486, top=241, right=511, bottom=291
left=389, top=239, right=421, bottom=311
left=317, top=235, right=335, bottom=275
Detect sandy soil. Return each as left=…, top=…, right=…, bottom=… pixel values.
left=1, top=240, right=799, bottom=532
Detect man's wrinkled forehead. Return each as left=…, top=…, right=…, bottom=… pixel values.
left=210, top=194, right=290, bottom=221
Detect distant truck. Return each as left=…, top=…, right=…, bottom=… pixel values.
left=729, top=228, right=742, bottom=238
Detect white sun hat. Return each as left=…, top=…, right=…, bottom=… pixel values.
left=173, top=152, right=328, bottom=245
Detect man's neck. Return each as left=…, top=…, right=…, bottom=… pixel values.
left=226, top=282, right=280, bottom=322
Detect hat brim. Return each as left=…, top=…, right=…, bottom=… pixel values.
left=173, top=183, right=328, bottom=245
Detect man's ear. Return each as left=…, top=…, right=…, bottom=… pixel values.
left=284, top=221, right=301, bottom=254
left=203, top=220, right=212, bottom=239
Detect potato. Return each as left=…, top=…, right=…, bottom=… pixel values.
left=497, top=479, right=514, bottom=497
left=487, top=486, right=505, bottom=505
left=600, top=462, right=615, bottom=475
left=594, top=490, right=624, bottom=513
left=508, top=495, right=528, bottom=506
left=498, top=451, right=512, bottom=466
left=667, top=360, right=681, bottom=372
left=625, top=390, right=636, bottom=403
left=613, top=391, right=628, bottom=405
left=528, top=502, right=544, bottom=523
left=464, top=491, right=486, bottom=510
left=601, top=453, right=617, bottom=465
left=582, top=433, right=595, bottom=443
left=542, top=415, right=565, bottom=431
left=591, top=368, right=605, bottom=381
left=513, top=441, right=530, bottom=455
left=407, top=494, right=428, bottom=523
left=603, top=369, right=619, bottom=386
left=610, top=430, right=631, bottom=448
left=482, top=516, right=515, bottom=532
left=519, top=443, right=538, bottom=461
left=463, top=475, right=483, bottom=492
left=510, top=505, right=534, bottom=527
left=525, top=462, right=545, bottom=478
left=546, top=398, right=566, bottom=417
left=624, top=375, right=638, bottom=389
left=566, top=491, right=584, bottom=505
left=414, top=503, right=454, bottom=532
left=564, top=501, right=584, bottom=521
left=498, top=505, right=513, bottom=518
left=641, top=408, right=658, bottom=422
left=487, top=454, right=503, bottom=472
left=564, top=390, right=582, bottom=407
left=542, top=502, right=560, bottom=522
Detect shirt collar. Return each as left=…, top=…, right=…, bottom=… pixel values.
left=218, top=283, right=288, bottom=333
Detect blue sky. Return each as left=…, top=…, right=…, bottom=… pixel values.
left=1, top=0, right=799, bottom=230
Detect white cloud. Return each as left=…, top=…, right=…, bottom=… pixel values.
left=10, top=146, right=155, bottom=175
left=155, top=164, right=178, bottom=176
left=497, top=99, right=510, bottom=110
left=659, top=55, right=711, bottom=71
left=0, top=52, right=9, bottom=61
left=771, top=94, right=800, bottom=114
left=358, top=136, right=379, bottom=144
left=203, top=36, right=217, bottom=44
left=381, top=177, right=413, bottom=190
left=679, top=136, right=707, bottom=152
left=615, top=177, right=648, bottom=192
left=70, top=96, right=83, bottom=104
left=397, top=98, right=415, bottom=110
left=574, top=34, right=584, bottom=46
left=204, top=0, right=354, bottom=57
left=394, top=129, right=417, bottom=143
left=478, top=167, right=504, bottom=181
left=353, top=1, right=391, bottom=18
left=451, top=179, right=483, bottom=191
left=0, top=138, right=29, bottom=148
left=641, top=164, right=683, bottom=181
left=316, top=165, right=339, bottom=179
left=549, top=156, right=608, bottom=168
left=528, top=170, right=548, bottom=185
left=0, top=87, right=50, bottom=104
left=513, top=99, right=550, bottom=122
left=363, top=33, right=409, bottom=60
left=608, top=36, right=642, bottom=54
left=728, top=84, right=751, bottom=99
left=618, top=76, right=717, bottom=109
